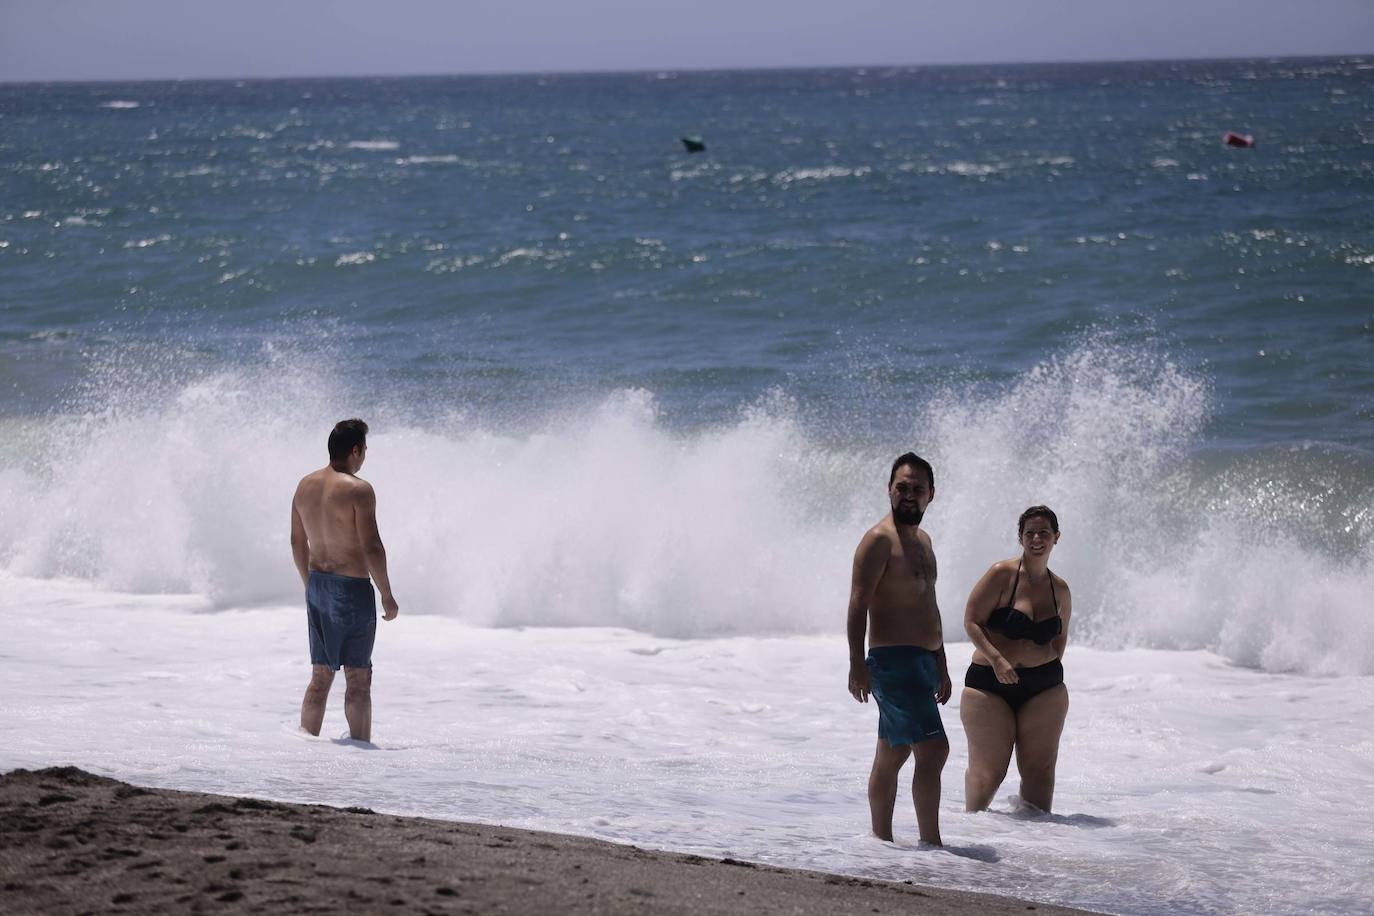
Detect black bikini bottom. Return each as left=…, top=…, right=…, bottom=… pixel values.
left=964, top=659, right=1064, bottom=713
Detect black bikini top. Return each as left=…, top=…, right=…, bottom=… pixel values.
left=985, top=559, right=1062, bottom=645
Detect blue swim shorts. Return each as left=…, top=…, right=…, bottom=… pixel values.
left=306, top=570, right=377, bottom=670
left=865, top=645, right=946, bottom=747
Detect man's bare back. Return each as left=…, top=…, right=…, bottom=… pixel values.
left=292, top=467, right=378, bottom=581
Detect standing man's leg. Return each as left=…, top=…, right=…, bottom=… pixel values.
left=911, top=736, right=949, bottom=845
left=343, top=666, right=372, bottom=742
left=1013, top=685, right=1069, bottom=812
left=301, top=665, right=335, bottom=735
left=867, top=739, right=912, bottom=841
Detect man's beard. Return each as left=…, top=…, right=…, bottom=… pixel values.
left=893, top=503, right=924, bottom=526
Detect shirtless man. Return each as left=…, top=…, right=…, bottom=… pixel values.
left=290, top=419, right=399, bottom=743
left=846, top=453, right=952, bottom=846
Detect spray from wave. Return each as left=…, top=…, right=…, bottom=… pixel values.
left=2, top=339, right=1372, bottom=674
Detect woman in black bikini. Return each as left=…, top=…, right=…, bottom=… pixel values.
left=960, top=506, right=1072, bottom=813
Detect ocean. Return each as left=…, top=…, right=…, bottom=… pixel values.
left=2, top=58, right=1372, bottom=914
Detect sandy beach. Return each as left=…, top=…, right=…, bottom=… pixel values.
left=1, top=767, right=1098, bottom=915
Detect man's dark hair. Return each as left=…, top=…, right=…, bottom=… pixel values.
left=1018, top=505, right=1060, bottom=536
left=328, top=418, right=369, bottom=461
left=888, top=452, right=934, bottom=489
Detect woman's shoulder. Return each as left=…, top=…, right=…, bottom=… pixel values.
left=984, top=558, right=1019, bottom=580
left=1049, top=568, right=1071, bottom=593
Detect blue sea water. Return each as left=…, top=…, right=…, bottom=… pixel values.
left=1, top=58, right=1373, bottom=671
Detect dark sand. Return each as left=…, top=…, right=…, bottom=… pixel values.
left=1, top=767, right=1098, bottom=915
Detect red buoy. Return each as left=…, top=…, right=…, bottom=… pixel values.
left=1223, top=131, right=1255, bottom=148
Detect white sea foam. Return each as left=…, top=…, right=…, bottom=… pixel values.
left=334, top=251, right=375, bottom=266
left=943, top=161, right=1003, bottom=176
left=493, top=246, right=566, bottom=266
left=425, top=253, right=486, bottom=273
left=100, top=100, right=140, bottom=109
left=0, top=343, right=1371, bottom=674
left=1, top=583, right=1370, bottom=916
left=772, top=166, right=872, bottom=185
left=123, top=234, right=173, bottom=249
left=900, top=161, right=1007, bottom=177
left=669, top=163, right=717, bottom=182
left=395, top=154, right=463, bottom=165
left=346, top=140, right=400, bottom=151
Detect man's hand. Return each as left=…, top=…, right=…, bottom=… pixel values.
left=993, top=656, right=1019, bottom=685
left=848, top=661, right=871, bottom=703
left=381, top=595, right=399, bottom=621
left=936, top=668, right=952, bottom=705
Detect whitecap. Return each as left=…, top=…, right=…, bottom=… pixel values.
left=123, top=235, right=173, bottom=249
left=494, top=247, right=557, bottom=267
left=669, top=164, right=715, bottom=182
left=942, top=161, right=1003, bottom=177
left=425, top=254, right=485, bottom=274
left=346, top=140, right=400, bottom=151
left=395, top=154, right=461, bottom=165
left=772, top=165, right=871, bottom=185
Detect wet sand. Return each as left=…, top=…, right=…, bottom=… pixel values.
left=1, top=767, right=1098, bottom=915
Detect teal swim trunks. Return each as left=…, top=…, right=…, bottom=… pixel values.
left=865, top=645, right=946, bottom=746
left=306, top=570, right=377, bottom=670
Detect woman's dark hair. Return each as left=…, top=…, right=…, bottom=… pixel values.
left=1018, top=505, right=1059, bottom=536
left=888, top=452, right=934, bottom=489
left=328, top=418, right=369, bottom=460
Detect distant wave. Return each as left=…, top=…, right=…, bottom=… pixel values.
left=123, top=235, right=173, bottom=249
left=772, top=166, right=872, bottom=184
left=396, top=154, right=463, bottom=165
left=346, top=140, right=400, bottom=151
left=99, top=100, right=140, bottom=109
left=898, top=160, right=1008, bottom=177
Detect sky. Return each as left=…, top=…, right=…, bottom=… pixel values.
left=1, top=0, right=1371, bottom=82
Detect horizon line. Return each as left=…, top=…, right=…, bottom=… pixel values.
left=2, top=50, right=1370, bottom=88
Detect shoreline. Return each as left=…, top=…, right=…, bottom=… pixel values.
left=1, top=766, right=1101, bottom=915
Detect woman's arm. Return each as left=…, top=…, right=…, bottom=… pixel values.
left=1053, top=576, right=1072, bottom=661
left=964, top=562, right=1019, bottom=684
